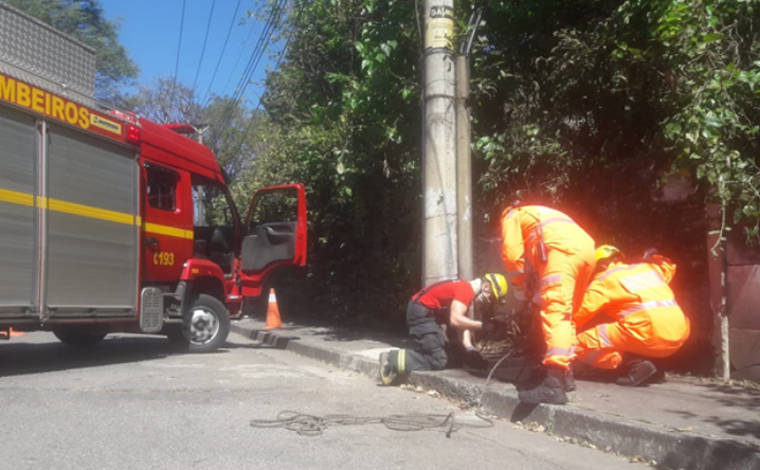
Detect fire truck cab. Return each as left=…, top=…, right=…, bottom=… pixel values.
left=0, top=2, right=307, bottom=351
left=135, top=118, right=308, bottom=352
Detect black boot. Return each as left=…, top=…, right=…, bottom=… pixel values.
left=646, top=368, right=666, bottom=384
left=518, top=366, right=569, bottom=405
left=379, top=350, right=401, bottom=385
left=616, top=358, right=657, bottom=386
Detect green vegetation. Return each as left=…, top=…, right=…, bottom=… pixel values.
left=240, top=0, right=760, bottom=334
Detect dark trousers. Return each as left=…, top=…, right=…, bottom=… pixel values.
left=403, top=301, right=448, bottom=372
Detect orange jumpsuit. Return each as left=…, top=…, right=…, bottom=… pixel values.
left=501, top=205, right=596, bottom=371
left=574, top=256, right=690, bottom=370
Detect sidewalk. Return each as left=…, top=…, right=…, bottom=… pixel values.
left=230, top=318, right=760, bottom=470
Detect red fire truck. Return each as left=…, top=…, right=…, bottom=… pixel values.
left=0, top=3, right=307, bottom=351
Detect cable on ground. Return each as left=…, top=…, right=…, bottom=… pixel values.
left=251, top=410, right=493, bottom=437
left=251, top=312, right=535, bottom=438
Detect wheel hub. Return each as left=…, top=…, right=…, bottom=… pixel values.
left=189, top=307, right=219, bottom=344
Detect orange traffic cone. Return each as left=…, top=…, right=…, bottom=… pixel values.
left=1, top=328, right=24, bottom=339
left=264, top=288, right=282, bottom=329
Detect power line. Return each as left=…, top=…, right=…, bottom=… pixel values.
left=225, top=0, right=299, bottom=164
left=201, top=0, right=243, bottom=106
left=227, top=0, right=285, bottom=106
left=220, top=19, right=259, bottom=99
left=192, top=0, right=218, bottom=95
left=212, top=0, right=287, bottom=145
left=171, top=0, right=188, bottom=110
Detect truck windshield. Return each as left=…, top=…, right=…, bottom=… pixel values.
left=192, top=180, right=238, bottom=272
left=193, top=183, right=233, bottom=227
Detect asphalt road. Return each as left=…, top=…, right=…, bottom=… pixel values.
left=0, top=332, right=647, bottom=470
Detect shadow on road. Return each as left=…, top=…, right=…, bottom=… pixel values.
left=665, top=381, right=760, bottom=440
left=0, top=334, right=217, bottom=378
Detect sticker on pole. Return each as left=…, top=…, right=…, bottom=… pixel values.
left=426, top=5, right=454, bottom=51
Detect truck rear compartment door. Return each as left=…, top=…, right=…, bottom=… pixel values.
left=1, top=109, right=139, bottom=319
left=43, top=123, right=140, bottom=317
left=0, top=106, right=39, bottom=316
left=239, top=183, right=307, bottom=297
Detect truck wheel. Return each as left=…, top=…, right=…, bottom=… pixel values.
left=53, top=330, right=107, bottom=346
left=180, top=294, right=230, bottom=353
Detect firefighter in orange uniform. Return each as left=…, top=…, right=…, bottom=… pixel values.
left=574, top=246, right=690, bottom=385
left=501, top=204, right=596, bottom=405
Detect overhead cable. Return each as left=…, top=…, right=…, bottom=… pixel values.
left=224, top=0, right=298, bottom=163
left=171, top=0, right=188, bottom=108
left=201, top=0, right=244, bottom=106
left=192, top=0, right=219, bottom=95
left=211, top=0, right=287, bottom=146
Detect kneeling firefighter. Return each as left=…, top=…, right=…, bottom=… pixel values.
left=574, top=246, right=690, bottom=386
left=378, top=273, right=508, bottom=386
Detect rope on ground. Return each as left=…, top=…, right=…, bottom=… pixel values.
left=468, top=348, right=516, bottom=423
left=250, top=410, right=494, bottom=437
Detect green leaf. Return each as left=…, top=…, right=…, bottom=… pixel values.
left=704, top=113, right=724, bottom=128
left=703, top=33, right=725, bottom=42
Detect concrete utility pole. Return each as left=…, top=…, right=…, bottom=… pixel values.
left=455, top=57, right=472, bottom=282
left=455, top=10, right=482, bottom=283
left=423, top=0, right=458, bottom=285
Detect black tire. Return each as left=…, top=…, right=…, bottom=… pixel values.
left=177, top=294, right=230, bottom=353
left=53, top=329, right=107, bottom=346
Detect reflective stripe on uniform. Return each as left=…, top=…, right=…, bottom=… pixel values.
left=525, top=216, right=575, bottom=246
left=546, top=346, right=575, bottom=357
left=597, top=263, right=640, bottom=282
left=618, top=299, right=679, bottom=319
left=619, top=269, right=667, bottom=291
left=599, top=323, right=613, bottom=347
left=541, top=274, right=562, bottom=289
left=397, top=349, right=406, bottom=374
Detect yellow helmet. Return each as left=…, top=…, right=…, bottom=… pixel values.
left=595, top=245, right=624, bottom=263
left=484, top=273, right=508, bottom=304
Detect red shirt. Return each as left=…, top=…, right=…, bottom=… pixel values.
left=412, top=280, right=475, bottom=311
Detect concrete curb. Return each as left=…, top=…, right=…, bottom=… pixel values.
left=230, top=324, right=760, bottom=470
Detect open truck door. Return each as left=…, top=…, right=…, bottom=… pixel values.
left=239, top=183, right=307, bottom=298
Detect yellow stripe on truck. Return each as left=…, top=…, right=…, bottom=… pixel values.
left=144, top=222, right=194, bottom=240
left=0, top=187, right=192, bottom=240
left=40, top=197, right=136, bottom=226
left=0, top=187, right=35, bottom=206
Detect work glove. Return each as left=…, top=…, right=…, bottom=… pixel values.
left=481, top=318, right=506, bottom=336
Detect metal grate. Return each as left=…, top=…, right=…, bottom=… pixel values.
left=140, top=288, right=164, bottom=333
left=0, top=1, right=96, bottom=97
